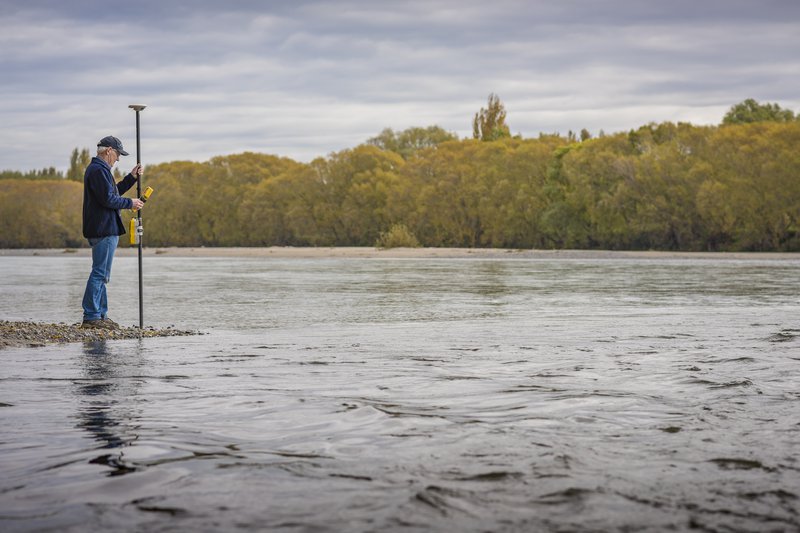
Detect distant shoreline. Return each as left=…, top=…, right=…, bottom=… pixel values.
left=1, top=247, right=798, bottom=260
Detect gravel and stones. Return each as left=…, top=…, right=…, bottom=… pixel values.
left=0, top=320, right=200, bottom=349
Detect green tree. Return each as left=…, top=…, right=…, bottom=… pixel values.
left=474, top=137, right=565, bottom=248
left=302, top=145, right=404, bottom=246
left=555, top=136, right=636, bottom=249
left=235, top=155, right=305, bottom=245
left=0, top=167, right=63, bottom=180
left=704, top=122, right=800, bottom=250
left=66, top=148, right=91, bottom=182
left=139, top=153, right=303, bottom=247
left=472, top=93, right=511, bottom=141
left=124, top=161, right=203, bottom=247
left=695, top=176, right=736, bottom=250
left=396, top=140, right=484, bottom=246
left=391, top=137, right=566, bottom=248
left=368, top=126, right=458, bottom=159
left=3, top=118, right=800, bottom=252
left=0, top=179, right=82, bottom=247
left=205, top=152, right=302, bottom=245
left=722, top=98, right=795, bottom=125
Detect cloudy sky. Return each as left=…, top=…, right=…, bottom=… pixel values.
left=1, top=0, right=798, bottom=172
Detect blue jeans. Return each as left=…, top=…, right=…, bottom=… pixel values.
left=82, top=235, right=119, bottom=321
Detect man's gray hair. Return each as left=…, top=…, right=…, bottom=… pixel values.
left=97, top=145, right=111, bottom=156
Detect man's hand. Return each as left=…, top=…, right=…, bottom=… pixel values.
left=131, top=164, right=143, bottom=178
left=131, top=198, right=145, bottom=210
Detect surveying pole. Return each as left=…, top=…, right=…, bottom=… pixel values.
left=129, top=104, right=146, bottom=329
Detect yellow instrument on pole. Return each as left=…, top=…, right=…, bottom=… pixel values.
left=129, top=217, right=137, bottom=245
left=129, top=186, right=154, bottom=245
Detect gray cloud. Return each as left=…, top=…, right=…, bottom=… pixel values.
left=1, top=0, right=798, bottom=171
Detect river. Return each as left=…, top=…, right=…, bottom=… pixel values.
left=1, top=253, right=799, bottom=531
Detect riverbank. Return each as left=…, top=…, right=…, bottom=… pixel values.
left=1, top=246, right=798, bottom=260
left=0, top=320, right=200, bottom=350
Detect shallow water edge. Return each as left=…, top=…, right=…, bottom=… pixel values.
left=2, top=246, right=799, bottom=261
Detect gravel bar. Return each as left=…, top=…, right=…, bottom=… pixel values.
left=0, top=320, right=201, bottom=349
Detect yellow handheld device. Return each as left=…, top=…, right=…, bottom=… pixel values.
left=140, top=186, right=154, bottom=203
left=129, top=187, right=152, bottom=245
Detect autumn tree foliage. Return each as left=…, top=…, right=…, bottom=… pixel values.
left=66, top=148, right=91, bottom=182
left=472, top=93, right=511, bottom=141
left=2, top=100, right=800, bottom=251
left=367, top=126, right=457, bottom=159
left=0, top=179, right=83, bottom=247
left=723, top=98, right=796, bottom=124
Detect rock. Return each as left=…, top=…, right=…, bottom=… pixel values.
left=0, top=320, right=200, bottom=349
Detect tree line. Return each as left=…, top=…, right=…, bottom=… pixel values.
left=2, top=98, right=799, bottom=251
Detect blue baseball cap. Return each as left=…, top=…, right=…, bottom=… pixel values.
left=97, top=136, right=129, bottom=156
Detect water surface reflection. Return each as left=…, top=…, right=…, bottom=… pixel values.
left=76, top=340, right=143, bottom=476
left=0, top=256, right=798, bottom=531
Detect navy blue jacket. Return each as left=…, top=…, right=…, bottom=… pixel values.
left=82, top=157, right=138, bottom=238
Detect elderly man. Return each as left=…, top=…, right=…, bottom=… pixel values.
left=81, top=136, right=145, bottom=329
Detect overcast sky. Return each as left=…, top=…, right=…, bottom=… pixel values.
left=1, top=0, right=798, bottom=172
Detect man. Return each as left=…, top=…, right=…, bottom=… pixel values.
left=81, top=136, right=145, bottom=329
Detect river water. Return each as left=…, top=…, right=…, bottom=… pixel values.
left=1, top=254, right=799, bottom=532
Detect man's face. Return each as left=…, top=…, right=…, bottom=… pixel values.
left=108, top=148, right=119, bottom=166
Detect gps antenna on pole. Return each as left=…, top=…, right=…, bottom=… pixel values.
left=129, top=104, right=146, bottom=329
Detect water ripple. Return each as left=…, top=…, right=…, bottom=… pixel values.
left=2, top=256, right=800, bottom=531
